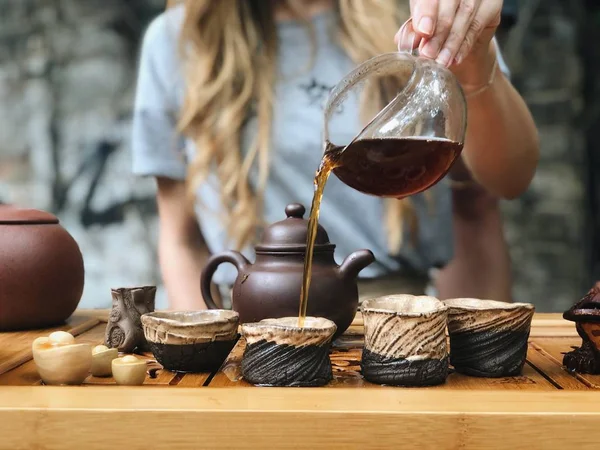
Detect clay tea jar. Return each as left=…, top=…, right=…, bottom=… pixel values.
left=201, top=203, right=375, bottom=338
left=0, top=205, right=84, bottom=330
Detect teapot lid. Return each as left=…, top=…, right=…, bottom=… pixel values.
left=255, top=203, right=334, bottom=253
left=0, top=205, right=59, bottom=225
left=563, top=281, right=600, bottom=323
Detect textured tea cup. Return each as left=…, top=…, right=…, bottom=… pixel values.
left=444, top=298, right=535, bottom=377
left=241, top=317, right=336, bottom=387
left=142, top=310, right=239, bottom=373
left=361, top=295, right=448, bottom=386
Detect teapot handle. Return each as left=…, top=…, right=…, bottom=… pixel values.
left=201, top=251, right=249, bottom=309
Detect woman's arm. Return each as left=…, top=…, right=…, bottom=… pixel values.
left=435, top=186, right=512, bottom=302
left=435, top=159, right=513, bottom=302
left=455, top=41, right=539, bottom=199
left=156, top=177, right=211, bottom=310
left=397, top=0, right=540, bottom=198
left=131, top=11, right=221, bottom=310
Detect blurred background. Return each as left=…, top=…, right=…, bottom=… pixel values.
left=0, top=0, right=597, bottom=311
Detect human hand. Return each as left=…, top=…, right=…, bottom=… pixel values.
left=394, top=0, right=502, bottom=68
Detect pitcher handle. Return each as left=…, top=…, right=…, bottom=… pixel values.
left=201, top=251, right=249, bottom=309
left=397, top=17, right=419, bottom=56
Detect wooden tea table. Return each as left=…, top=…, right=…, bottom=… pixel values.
left=0, top=310, right=599, bottom=449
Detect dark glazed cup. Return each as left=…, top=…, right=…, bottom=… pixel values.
left=241, top=317, right=336, bottom=387
left=361, top=295, right=449, bottom=387
left=141, top=310, right=239, bottom=373
left=444, top=298, right=535, bottom=377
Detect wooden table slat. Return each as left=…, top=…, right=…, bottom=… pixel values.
left=526, top=340, right=590, bottom=390
left=530, top=338, right=600, bottom=388
left=0, top=315, right=99, bottom=377
left=2, top=387, right=600, bottom=450
left=175, top=373, right=212, bottom=387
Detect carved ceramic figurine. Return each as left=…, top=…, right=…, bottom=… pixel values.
left=563, top=282, right=600, bottom=374
left=105, top=286, right=156, bottom=353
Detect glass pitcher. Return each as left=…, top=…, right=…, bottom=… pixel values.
left=322, top=19, right=468, bottom=199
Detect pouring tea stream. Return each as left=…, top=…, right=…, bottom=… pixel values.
left=298, top=42, right=468, bottom=327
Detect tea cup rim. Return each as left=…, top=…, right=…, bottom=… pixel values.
left=141, top=310, right=239, bottom=328
left=443, top=298, right=535, bottom=312
left=32, top=342, right=92, bottom=355
left=241, top=316, right=337, bottom=333
left=361, top=294, right=447, bottom=317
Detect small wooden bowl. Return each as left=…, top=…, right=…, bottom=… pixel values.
left=32, top=333, right=92, bottom=385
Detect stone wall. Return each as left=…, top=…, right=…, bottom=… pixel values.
left=582, top=0, right=600, bottom=286
left=0, top=0, right=593, bottom=311
left=0, top=0, right=168, bottom=308
left=498, top=0, right=589, bottom=310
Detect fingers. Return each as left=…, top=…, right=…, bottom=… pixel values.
left=411, top=0, right=439, bottom=38
left=436, top=0, right=480, bottom=66
left=399, top=0, right=502, bottom=67
left=455, top=7, right=501, bottom=64
left=394, top=20, right=423, bottom=53
left=420, top=0, right=459, bottom=61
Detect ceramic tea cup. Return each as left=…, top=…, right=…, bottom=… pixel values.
left=361, top=295, right=448, bottom=387
left=141, top=310, right=239, bottom=373
left=32, top=331, right=92, bottom=385
left=112, top=355, right=147, bottom=385
left=443, top=298, right=535, bottom=377
left=90, top=345, right=118, bottom=377
left=241, top=317, right=337, bottom=387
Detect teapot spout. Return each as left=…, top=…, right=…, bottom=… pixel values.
left=338, top=249, right=375, bottom=280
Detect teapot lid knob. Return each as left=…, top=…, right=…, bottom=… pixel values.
left=253, top=202, right=332, bottom=252
left=285, top=203, right=305, bottom=219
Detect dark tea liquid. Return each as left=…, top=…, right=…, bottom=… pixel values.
left=298, top=137, right=463, bottom=327
left=331, top=137, right=463, bottom=197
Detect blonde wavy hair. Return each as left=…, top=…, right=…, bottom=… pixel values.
left=173, top=0, right=414, bottom=253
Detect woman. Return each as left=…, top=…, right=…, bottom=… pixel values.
left=132, top=0, right=538, bottom=310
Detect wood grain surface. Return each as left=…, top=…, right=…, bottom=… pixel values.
left=0, top=315, right=99, bottom=376
left=0, top=388, right=600, bottom=449
left=1, top=311, right=599, bottom=449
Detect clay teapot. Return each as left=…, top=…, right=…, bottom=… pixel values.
left=201, top=203, right=375, bottom=338
left=0, top=205, right=84, bottom=331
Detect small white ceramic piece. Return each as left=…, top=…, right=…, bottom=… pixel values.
left=90, top=345, right=119, bottom=377
left=112, top=355, right=147, bottom=386
left=48, top=331, right=76, bottom=345
left=32, top=331, right=92, bottom=385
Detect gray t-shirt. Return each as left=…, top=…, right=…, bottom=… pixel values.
left=132, top=6, right=510, bottom=286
